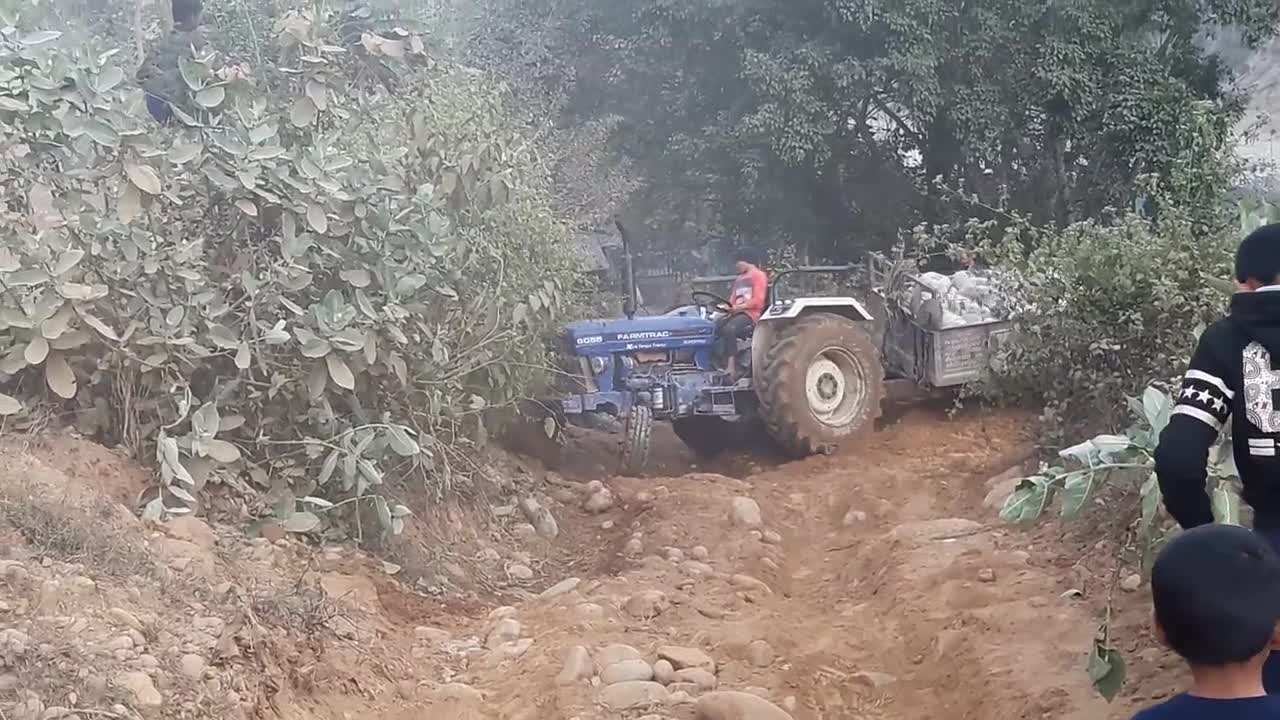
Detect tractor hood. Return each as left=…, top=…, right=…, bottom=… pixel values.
left=563, top=315, right=716, bottom=354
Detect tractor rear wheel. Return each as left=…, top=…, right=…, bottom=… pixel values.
left=619, top=404, right=653, bottom=475
left=672, top=415, right=732, bottom=458
left=757, top=312, right=883, bottom=457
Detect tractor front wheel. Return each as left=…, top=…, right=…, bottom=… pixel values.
left=620, top=403, right=653, bottom=475
left=757, top=312, right=883, bottom=457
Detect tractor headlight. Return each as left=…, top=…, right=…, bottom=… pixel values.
left=590, top=356, right=607, bottom=375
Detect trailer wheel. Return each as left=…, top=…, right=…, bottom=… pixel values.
left=757, top=312, right=883, bottom=457
left=672, top=415, right=732, bottom=458
left=620, top=404, right=653, bottom=474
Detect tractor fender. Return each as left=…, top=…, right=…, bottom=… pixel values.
left=751, top=298, right=874, bottom=388
left=759, top=297, right=875, bottom=323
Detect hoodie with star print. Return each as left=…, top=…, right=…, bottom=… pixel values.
left=1155, top=288, right=1280, bottom=530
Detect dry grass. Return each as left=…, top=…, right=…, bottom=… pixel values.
left=0, top=458, right=154, bottom=579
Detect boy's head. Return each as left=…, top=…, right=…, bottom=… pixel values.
left=1151, top=524, right=1280, bottom=668
left=1234, top=223, right=1280, bottom=291
left=171, top=0, right=203, bottom=31
left=734, top=247, right=760, bottom=273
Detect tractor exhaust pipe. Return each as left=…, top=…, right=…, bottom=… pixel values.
left=615, top=217, right=638, bottom=320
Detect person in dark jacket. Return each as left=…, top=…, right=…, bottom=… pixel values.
left=1155, top=222, right=1280, bottom=693
left=136, top=0, right=206, bottom=124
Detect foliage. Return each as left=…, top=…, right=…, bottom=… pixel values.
left=467, top=0, right=1275, bottom=257
left=0, top=3, right=585, bottom=540
left=1001, top=384, right=1242, bottom=700
left=931, top=209, right=1234, bottom=433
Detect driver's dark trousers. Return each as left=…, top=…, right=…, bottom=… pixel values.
left=716, top=312, right=754, bottom=367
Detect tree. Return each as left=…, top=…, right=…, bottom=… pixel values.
left=468, top=0, right=1276, bottom=255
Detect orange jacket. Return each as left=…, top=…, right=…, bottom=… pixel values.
left=730, top=265, right=768, bottom=322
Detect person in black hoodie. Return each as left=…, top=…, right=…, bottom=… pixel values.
left=136, top=0, right=206, bottom=124
left=1155, top=222, right=1280, bottom=693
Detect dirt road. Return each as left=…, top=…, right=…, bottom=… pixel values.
left=0, top=409, right=1172, bottom=719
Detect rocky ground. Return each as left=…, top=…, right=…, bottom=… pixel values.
left=0, top=408, right=1185, bottom=720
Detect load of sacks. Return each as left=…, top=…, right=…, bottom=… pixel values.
left=905, top=269, right=1011, bottom=329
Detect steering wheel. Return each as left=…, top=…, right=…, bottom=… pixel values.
left=691, top=290, right=732, bottom=314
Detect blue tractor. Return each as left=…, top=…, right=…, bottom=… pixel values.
left=556, top=221, right=885, bottom=473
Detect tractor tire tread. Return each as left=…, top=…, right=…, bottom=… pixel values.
left=757, top=312, right=883, bottom=458
left=620, top=404, right=653, bottom=474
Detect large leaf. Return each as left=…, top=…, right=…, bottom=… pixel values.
left=281, top=511, right=321, bottom=533
left=1087, top=637, right=1126, bottom=702
left=290, top=96, right=317, bottom=127
left=195, top=85, right=226, bottom=108
left=1212, top=482, right=1242, bottom=525
left=206, top=439, right=241, bottom=463
left=326, top=353, right=355, bottom=390
left=1060, top=470, right=1100, bottom=518
left=1000, top=478, right=1051, bottom=524
left=124, top=161, right=162, bottom=194
left=0, top=393, right=23, bottom=415
left=44, top=352, right=76, bottom=399
left=1142, top=387, right=1172, bottom=435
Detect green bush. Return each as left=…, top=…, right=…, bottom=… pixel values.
left=958, top=212, right=1236, bottom=433
left=0, top=4, right=586, bottom=540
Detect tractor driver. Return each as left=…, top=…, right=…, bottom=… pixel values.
left=719, top=248, right=768, bottom=382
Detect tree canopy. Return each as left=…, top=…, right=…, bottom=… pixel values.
left=469, top=0, right=1277, bottom=256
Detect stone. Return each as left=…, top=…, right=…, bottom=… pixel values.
left=507, top=563, right=534, bottom=581
left=691, top=546, right=710, bottom=561
left=624, top=538, right=645, bottom=556
left=166, top=516, right=216, bottom=549
left=657, top=646, right=716, bottom=674
left=746, top=640, right=774, bottom=667
left=1121, top=574, right=1142, bottom=592
left=694, top=691, right=794, bottom=719
left=842, top=509, right=867, bottom=527
left=600, top=658, right=655, bottom=685
left=432, top=683, right=484, bottom=703
left=670, top=690, right=694, bottom=704
left=519, top=497, right=560, bottom=539
left=490, top=638, right=534, bottom=662
left=104, top=635, right=135, bottom=652
left=653, top=659, right=676, bottom=685
left=414, top=626, right=452, bottom=645
left=682, top=561, right=715, bottom=577
left=730, top=574, right=772, bottom=593
left=178, top=654, right=207, bottom=679
left=597, top=644, right=643, bottom=667
left=512, top=523, right=538, bottom=543
left=977, top=568, right=996, bottom=583
left=107, top=608, right=145, bottom=632
left=557, top=645, right=594, bottom=685
left=674, top=668, right=717, bottom=691
left=761, top=530, right=782, bottom=545
left=851, top=671, right=897, bottom=689
left=624, top=590, right=670, bottom=619
left=575, top=602, right=606, bottom=623
left=729, top=497, right=763, bottom=528
left=665, top=547, right=685, bottom=562
left=485, top=618, right=522, bottom=649
left=599, top=681, right=669, bottom=710
left=115, top=671, right=163, bottom=707
left=585, top=489, right=615, bottom=514
left=540, top=577, right=581, bottom=598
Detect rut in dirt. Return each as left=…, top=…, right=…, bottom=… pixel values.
left=633, top=408, right=1134, bottom=720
